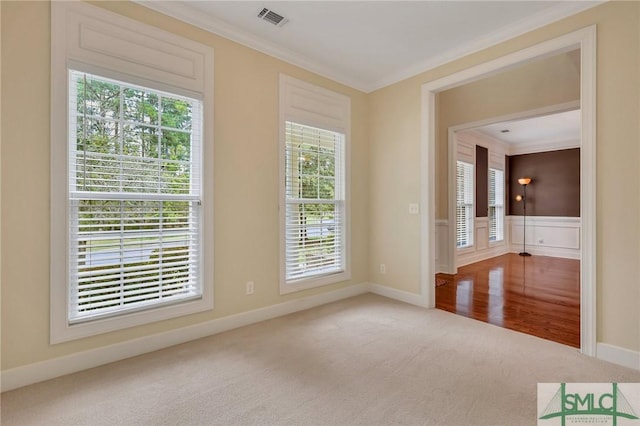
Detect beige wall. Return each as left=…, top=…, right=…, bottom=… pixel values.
left=436, top=51, right=580, bottom=218
left=369, top=1, right=640, bottom=351
left=0, top=1, right=369, bottom=370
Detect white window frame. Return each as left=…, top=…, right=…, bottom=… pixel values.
left=50, top=2, right=214, bottom=343
left=279, top=75, right=351, bottom=294
left=456, top=160, right=474, bottom=250
left=488, top=168, right=505, bottom=243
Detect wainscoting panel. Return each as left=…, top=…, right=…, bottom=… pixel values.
left=475, top=217, right=489, bottom=251
left=456, top=216, right=508, bottom=269
left=508, top=216, right=581, bottom=259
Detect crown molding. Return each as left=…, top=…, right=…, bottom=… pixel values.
left=133, top=1, right=603, bottom=94
left=507, top=138, right=581, bottom=156
left=132, top=1, right=370, bottom=93
left=368, top=1, right=605, bottom=91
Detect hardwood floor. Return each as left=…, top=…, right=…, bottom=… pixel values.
left=436, top=253, right=580, bottom=348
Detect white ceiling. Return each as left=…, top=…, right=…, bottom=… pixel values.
left=475, top=109, right=581, bottom=147
left=136, top=1, right=601, bottom=93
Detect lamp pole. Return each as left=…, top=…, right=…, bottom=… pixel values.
left=519, top=180, right=531, bottom=257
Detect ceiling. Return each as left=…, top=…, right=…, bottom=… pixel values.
left=475, top=109, right=581, bottom=147
left=136, top=1, right=601, bottom=93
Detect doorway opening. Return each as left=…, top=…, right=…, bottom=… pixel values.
left=419, top=26, right=596, bottom=355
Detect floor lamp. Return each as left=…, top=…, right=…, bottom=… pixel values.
left=516, top=177, right=532, bottom=257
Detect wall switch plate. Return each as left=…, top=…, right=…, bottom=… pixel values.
left=409, top=203, right=419, bottom=215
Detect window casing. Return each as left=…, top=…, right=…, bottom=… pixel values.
left=68, top=71, right=202, bottom=323
left=456, top=160, right=474, bottom=248
left=51, top=1, right=214, bottom=343
left=279, top=75, right=350, bottom=294
left=488, top=168, right=505, bottom=242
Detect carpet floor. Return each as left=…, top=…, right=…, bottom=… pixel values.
left=1, top=294, right=638, bottom=425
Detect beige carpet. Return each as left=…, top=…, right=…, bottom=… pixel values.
left=2, top=294, right=638, bottom=425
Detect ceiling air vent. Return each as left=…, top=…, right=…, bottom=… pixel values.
left=257, top=8, right=288, bottom=27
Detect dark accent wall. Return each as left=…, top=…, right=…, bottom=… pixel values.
left=475, top=145, right=488, bottom=217
left=505, top=154, right=511, bottom=215
left=508, top=148, right=580, bottom=217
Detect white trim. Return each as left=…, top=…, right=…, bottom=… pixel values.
left=278, top=74, right=352, bottom=295
left=508, top=216, right=581, bottom=259
left=369, top=283, right=428, bottom=308
left=1, top=283, right=370, bottom=392
left=50, top=2, right=215, bottom=343
left=460, top=131, right=508, bottom=161
left=133, top=1, right=602, bottom=93
left=421, top=83, right=436, bottom=308
left=421, top=26, right=597, bottom=356
left=370, top=2, right=603, bottom=92
left=435, top=219, right=450, bottom=273
left=5, top=282, right=636, bottom=392
left=454, top=100, right=581, bottom=155
left=447, top=127, right=457, bottom=274
left=579, top=26, right=597, bottom=358
left=457, top=245, right=509, bottom=268
left=463, top=129, right=580, bottom=156
left=507, top=139, right=580, bottom=156
left=132, top=1, right=369, bottom=93
left=596, top=343, right=640, bottom=371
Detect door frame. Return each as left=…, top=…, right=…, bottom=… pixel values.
left=419, top=26, right=596, bottom=356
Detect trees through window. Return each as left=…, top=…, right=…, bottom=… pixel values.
left=68, top=71, right=202, bottom=322
left=284, top=122, right=345, bottom=282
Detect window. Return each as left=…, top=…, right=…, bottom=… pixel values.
left=284, top=122, right=345, bottom=282
left=68, top=71, right=202, bottom=323
left=456, top=160, right=474, bottom=248
left=51, top=1, right=214, bottom=343
left=279, top=75, right=350, bottom=294
left=488, top=168, right=505, bottom=242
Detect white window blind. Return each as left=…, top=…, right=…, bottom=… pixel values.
left=456, top=160, right=474, bottom=248
left=488, top=168, right=505, bottom=242
left=68, top=70, right=202, bottom=323
left=284, top=121, right=345, bottom=282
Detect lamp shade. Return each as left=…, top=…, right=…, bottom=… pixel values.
left=518, top=177, right=532, bottom=185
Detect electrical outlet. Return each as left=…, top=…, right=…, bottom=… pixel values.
left=409, top=203, right=419, bottom=215
left=380, top=264, right=386, bottom=274
left=245, top=281, right=254, bottom=295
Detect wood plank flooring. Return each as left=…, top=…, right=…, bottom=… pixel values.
left=436, top=253, right=580, bottom=348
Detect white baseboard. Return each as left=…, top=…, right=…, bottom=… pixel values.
left=1, top=283, right=369, bottom=392
left=369, top=283, right=427, bottom=308
left=596, top=342, right=640, bottom=371
left=7, top=283, right=635, bottom=392
left=457, top=245, right=509, bottom=268
left=436, top=263, right=449, bottom=274
left=507, top=246, right=581, bottom=259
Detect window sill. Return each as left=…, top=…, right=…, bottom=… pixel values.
left=51, top=292, right=213, bottom=344
left=280, top=270, right=351, bottom=295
